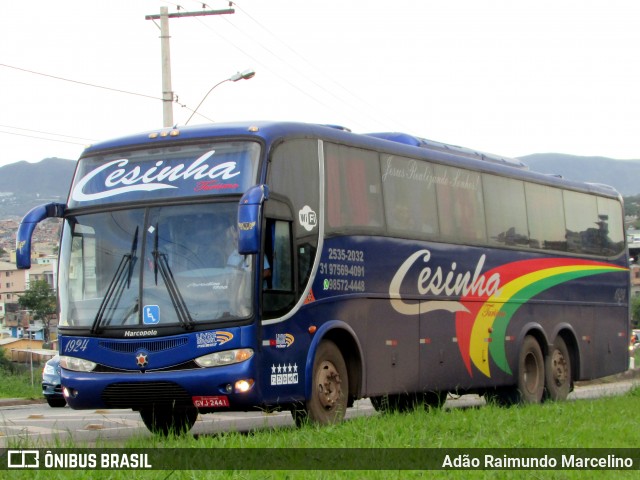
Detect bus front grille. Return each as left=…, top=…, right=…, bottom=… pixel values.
left=101, top=381, right=192, bottom=409
left=99, top=338, right=188, bottom=354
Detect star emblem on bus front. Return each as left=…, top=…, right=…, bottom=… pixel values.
left=136, top=352, right=148, bottom=368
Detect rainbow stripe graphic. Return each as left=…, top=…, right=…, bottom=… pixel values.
left=454, top=258, right=627, bottom=378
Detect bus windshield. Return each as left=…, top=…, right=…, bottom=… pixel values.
left=58, top=202, right=254, bottom=331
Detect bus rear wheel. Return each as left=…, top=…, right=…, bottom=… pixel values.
left=517, top=335, right=545, bottom=403
left=486, top=336, right=544, bottom=406
left=139, top=405, right=198, bottom=435
left=292, top=340, right=348, bottom=426
left=544, top=336, right=572, bottom=401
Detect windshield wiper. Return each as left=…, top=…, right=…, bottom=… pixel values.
left=153, top=223, right=195, bottom=330
left=90, top=227, right=139, bottom=334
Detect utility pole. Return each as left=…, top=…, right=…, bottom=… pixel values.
left=159, top=7, right=173, bottom=127
left=145, top=6, right=235, bottom=127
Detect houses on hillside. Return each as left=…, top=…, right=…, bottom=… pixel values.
left=0, top=218, right=59, bottom=358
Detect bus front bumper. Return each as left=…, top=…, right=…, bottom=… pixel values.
left=60, top=360, right=260, bottom=412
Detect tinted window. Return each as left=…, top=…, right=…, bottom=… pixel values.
left=269, top=139, right=320, bottom=239
left=525, top=183, right=567, bottom=251
left=435, top=165, right=486, bottom=243
left=325, top=144, right=383, bottom=230
left=564, top=191, right=603, bottom=254
left=381, top=154, right=439, bottom=236
left=597, top=197, right=625, bottom=255
left=484, top=175, right=529, bottom=247
left=269, top=139, right=321, bottom=290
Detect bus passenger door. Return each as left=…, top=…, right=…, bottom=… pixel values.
left=262, top=217, right=296, bottom=317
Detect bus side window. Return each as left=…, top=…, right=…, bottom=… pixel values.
left=297, top=242, right=316, bottom=288
left=263, top=219, right=296, bottom=318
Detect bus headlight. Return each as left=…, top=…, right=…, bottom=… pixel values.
left=235, top=379, right=254, bottom=393
left=195, top=348, right=254, bottom=368
left=59, top=356, right=97, bottom=372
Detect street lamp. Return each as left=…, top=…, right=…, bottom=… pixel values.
left=185, top=69, right=256, bottom=125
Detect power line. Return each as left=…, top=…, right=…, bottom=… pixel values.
left=0, top=124, right=95, bottom=142
left=0, top=129, right=88, bottom=146
left=0, top=62, right=205, bottom=123
left=160, top=2, right=371, bottom=124
left=229, top=3, right=365, bottom=109
left=188, top=16, right=348, bottom=123
left=230, top=2, right=412, bottom=131
left=0, top=63, right=162, bottom=102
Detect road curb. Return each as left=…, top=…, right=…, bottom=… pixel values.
left=0, top=398, right=46, bottom=407
left=575, top=367, right=640, bottom=386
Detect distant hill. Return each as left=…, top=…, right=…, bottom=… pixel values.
left=0, top=152, right=639, bottom=220
left=0, top=158, right=76, bottom=218
left=520, top=153, right=640, bottom=196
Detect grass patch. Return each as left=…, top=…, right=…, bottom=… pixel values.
left=632, top=347, right=640, bottom=367
left=139, top=389, right=640, bottom=450
left=0, top=357, right=41, bottom=399
left=5, top=387, right=640, bottom=479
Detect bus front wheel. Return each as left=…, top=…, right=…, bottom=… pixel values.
left=139, top=405, right=198, bottom=435
left=292, top=340, right=349, bottom=426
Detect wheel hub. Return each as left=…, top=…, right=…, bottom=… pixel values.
left=551, top=350, right=568, bottom=386
left=523, top=351, right=542, bottom=393
left=316, top=360, right=342, bottom=410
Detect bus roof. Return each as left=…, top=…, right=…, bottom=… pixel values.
left=80, top=121, right=620, bottom=199
left=364, top=132, right=529, bottom=169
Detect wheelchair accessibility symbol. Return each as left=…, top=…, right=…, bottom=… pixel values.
left=143, top=305, right=160, bottom=325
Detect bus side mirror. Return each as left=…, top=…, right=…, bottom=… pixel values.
left=16, top=202, right=65, bottom=269
left=237, top=185, right=269, bottom=255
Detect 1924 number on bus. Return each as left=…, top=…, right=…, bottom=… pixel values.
left=63, top=338, right=90, bottom=353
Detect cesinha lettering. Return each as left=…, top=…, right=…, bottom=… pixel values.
left=72, top=150, right=241, bottom=201
left=389, top=249, right=501, bottom=315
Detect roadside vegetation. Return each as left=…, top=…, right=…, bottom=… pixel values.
left=632, top=344, right=640, bottom=367
left=631, top=295, right=640, bottom=329
left=0, top=356, right=41, bottom=400
left=3, top=372, right=640, bottom=479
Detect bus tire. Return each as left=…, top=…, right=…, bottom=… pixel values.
left=517, top=335, right=545, bottom=404
left=139, top=405, right=198, bottom=435
left=293, top=340, right=348, bottom=426
left=485, top=336, right=545, bottom=406
left=544, top=336, right=572, bottom=401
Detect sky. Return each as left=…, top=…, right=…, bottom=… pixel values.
left=1, top=0, right=640, bottom=167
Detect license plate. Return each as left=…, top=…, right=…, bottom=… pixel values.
left=192, top=396, right=230, bottom=408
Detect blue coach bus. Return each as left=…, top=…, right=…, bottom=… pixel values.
left=16, top=121, right=629, bottom=434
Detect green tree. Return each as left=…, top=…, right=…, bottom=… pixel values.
left=18, top=279, right=57, bottom=343
left=631, top=295, right=640, bottom=329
